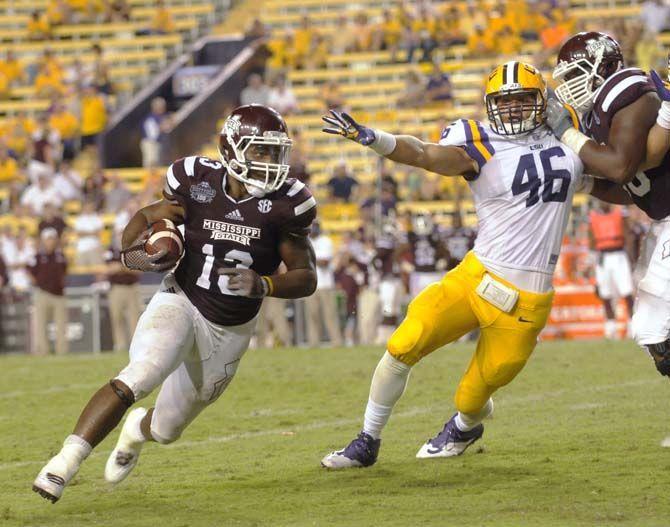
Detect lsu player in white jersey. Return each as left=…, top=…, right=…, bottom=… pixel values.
left=319, top=61, right=630, bottom=468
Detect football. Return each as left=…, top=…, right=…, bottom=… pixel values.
left=144, top=219, right=184, bottom=264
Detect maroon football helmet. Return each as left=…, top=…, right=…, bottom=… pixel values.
left=218, top=104, right=292, bottom=197
left=553, top=32, right=624, bottom=113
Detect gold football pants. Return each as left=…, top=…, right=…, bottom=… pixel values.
left=387, top=252, right=554, bottom=415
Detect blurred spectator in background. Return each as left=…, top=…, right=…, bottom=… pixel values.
left=640, top=0, right=670, bottom=34
left=149, top=0, right=176, bottom=34
left=396, top=69, right=425, bottom=107
left=442, top=206, right=476, bottom=270
left=374, top=9, right=403, bottom=61
left=245, top=18, right=268, bottom=39
left=27, top=114, right=60, bottom=181
left=113, top=197, right=138, bottom=248
left=27, top=10, right=52, bottom=41
left=332, top=15, right=357, bottom=54
left=320, top=80, right=346, bottom=112
left=408, top=6, right=438, bottom=62
left=425, top=63, right=452, bottom=105
left=82, top=168, right=107, bottom=211
left=73, top=201, right=104, bottom=266
left=257, top=263, right=291, bottom=348
left=267, top=74, right=299, bottom=115
left=49, top=100, right=79, bottom=160
left=30, top=228, right=68, bottom=355
left=89, top=43, right=113, bottom=94
left=496, top=25, right=523, bottom=56
left=240, top=73, right=270, bottom=106
left=104, top=0, right=130, bottom=22
left=80, top=84, right=107, bottom=150
left=293, top=16, right=315, bottom=69
left=141, top=96, right=168, bottom=168
left=38, top=202, right=67, bottom=239
left=0, top=50, right=25, bottom=88
left=352, top=11, right=374, bottom=52
left=360, top=175, right=398, bottom=216
left=467, top=26, right=495, bottom=56
left=5, top=226, right=36, bottom=293
left=305, top=222, right=343, bottom=347
left=53, top=160, right=82, bottom=201
left=635, top=30, right=664, bottom=72
left=21, top=174, right=63, bottom=215
left=307, top=33, right=330, bottom=70
left=589, top=203, right=635, bottom=339
left=334, top=251, right=366, bottom=346
left=105, top=172, right=132, bottom=214
left=327, top=162, right=359, bottom=202
left=105, top=244, right=141, bottom=353
left=0, top=144, right=20, bottom=186
left=46, top=0, right=73, bottom=25
left=288, top=129, right=310, bottom=184
left=439, top=4, right=467, bottom=46
left=267, top=32, right=295, bottom=71
left=256, top=297, right=291, bottom=348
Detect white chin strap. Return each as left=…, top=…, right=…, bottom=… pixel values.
left=244, top=182, right=267, bottom=198
left=225, top=160, right=268, bottom=197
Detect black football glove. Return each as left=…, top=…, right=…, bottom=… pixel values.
left=321, top=110, right=376, bottom=146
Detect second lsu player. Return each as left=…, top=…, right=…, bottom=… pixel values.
left=320, top=61, right=628, bottom=468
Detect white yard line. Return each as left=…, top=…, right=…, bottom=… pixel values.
left=0, top=376, right=660, bottom=472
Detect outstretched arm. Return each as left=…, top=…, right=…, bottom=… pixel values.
left=546, top=94, right=659, bottom=184
left=322, top=110, right=478, bottom=177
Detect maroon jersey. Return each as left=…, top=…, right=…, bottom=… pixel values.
left=164, top=155, right=316, bottom=326
left=442, top=226, right=476, bottom=269
left=407, top=232, right=444, bottom=272
left=583, top=68, right=670, bottom=221
left=373, top=230, right=398, bottom=278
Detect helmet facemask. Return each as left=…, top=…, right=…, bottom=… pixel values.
left=220, top=131, right=292, bottom=197
left=486, top=88, right=546, bottom=136
left=553, top=46, right=606, bottom=114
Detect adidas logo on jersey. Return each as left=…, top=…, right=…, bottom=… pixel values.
left=224, top=209, right=245, bottom=222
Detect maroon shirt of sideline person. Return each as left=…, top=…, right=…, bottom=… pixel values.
left=29, top=250, right=68, bottom=296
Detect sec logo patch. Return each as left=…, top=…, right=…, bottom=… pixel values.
left=258, top=199, right=272, bottom=213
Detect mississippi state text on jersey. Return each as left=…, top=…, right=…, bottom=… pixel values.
left=163, top=155, right=316, bottom=325
left=582, top=68, right=670, bottom=221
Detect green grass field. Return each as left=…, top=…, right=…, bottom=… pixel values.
left=2, top=340, right=670, bottom=527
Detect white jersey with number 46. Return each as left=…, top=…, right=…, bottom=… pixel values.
left=439, top=119, right=586, bottom=292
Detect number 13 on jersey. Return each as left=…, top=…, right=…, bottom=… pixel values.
left=197, top=243, right=253, bottom=295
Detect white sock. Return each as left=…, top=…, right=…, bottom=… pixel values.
left=362, top=351, right=412, bottom=439
left=604, top=319, right=617, bottom=339
left=455, top=399, right=494, bottom=432
left=60, top=435, right=92, bottom=471
left=126, top=408, right=149, bottom=443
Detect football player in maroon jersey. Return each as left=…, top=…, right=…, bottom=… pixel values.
left=32, top=105, right=318, bottom=503
left=548, top=32, right=670, bottom=382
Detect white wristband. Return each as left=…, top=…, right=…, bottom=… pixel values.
left=370, top=129, right=397, bottom=156
left=657, top=101, right=670, bottom=130
left=560, top=127, right=591, bottom=154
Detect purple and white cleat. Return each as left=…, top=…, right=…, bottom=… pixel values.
left=321, top=432, right=381, bottom=469
left=416, top=413, right=483, bottom=459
